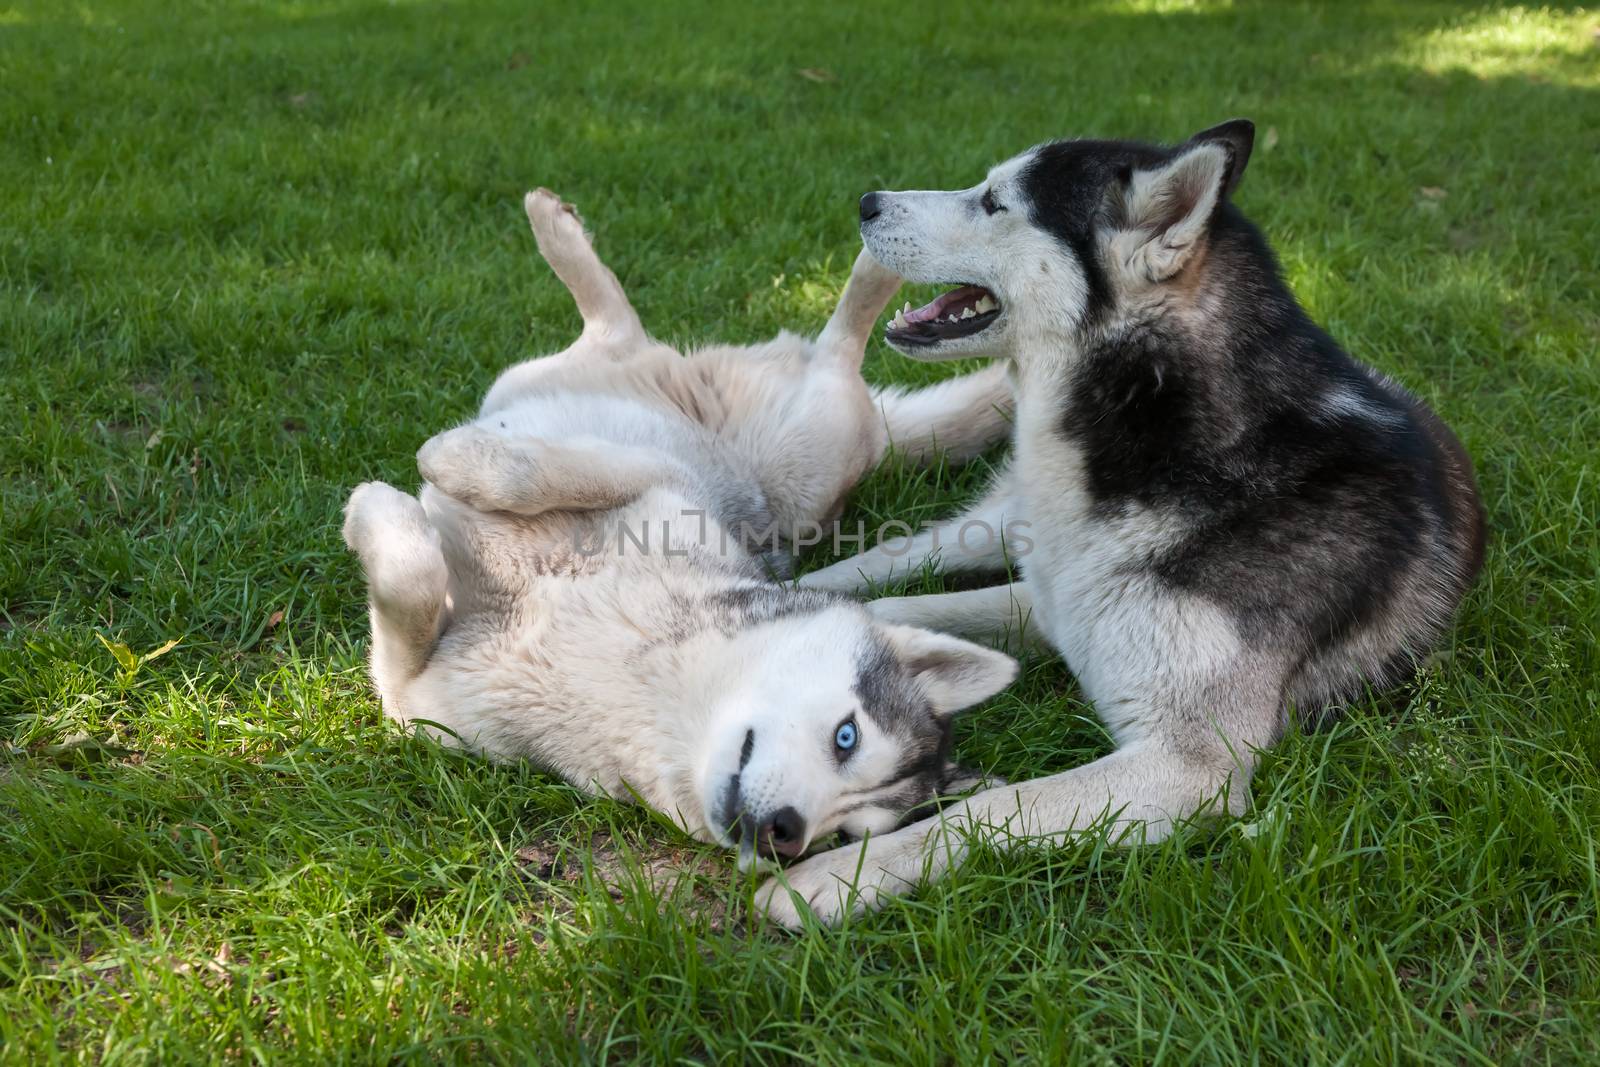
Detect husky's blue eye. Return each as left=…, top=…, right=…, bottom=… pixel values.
left=834, top=719, right=858, bottom=752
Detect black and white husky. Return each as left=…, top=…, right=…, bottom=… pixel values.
left=759, top=121, right=1486, bottom=925
left=343, top=191, right=1020, bottom=867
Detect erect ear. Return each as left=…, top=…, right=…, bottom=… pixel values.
left=878, top=623, right=1019, bottom=719
left=1116, top=118, right=1255, bottom=283
left=1185, top=119, right=1254, bottom=198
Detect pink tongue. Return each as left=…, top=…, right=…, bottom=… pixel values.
left=905, top=284, right=989, bottom=324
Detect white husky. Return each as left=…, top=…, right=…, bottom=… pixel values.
left=343, top=190, right=1019, bottom=865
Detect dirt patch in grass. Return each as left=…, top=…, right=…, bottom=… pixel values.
left=515, top=832, right=738, bottom=932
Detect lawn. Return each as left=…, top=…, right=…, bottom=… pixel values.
left=2, top=0, right=1598, bottom=1061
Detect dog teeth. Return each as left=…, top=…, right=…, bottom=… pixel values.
left=903, top=302, right=913, bottom=314
left=974, top=295, right=997, bottom=314
left=960, top=307, right=976, bottom=320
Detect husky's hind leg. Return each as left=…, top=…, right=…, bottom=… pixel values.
left=872, top=361, right=1014, bottom=467
left=524, top=188, right=644, bottom=343
left=342, top=482, right=449, bottom=702
left=815, top=250, right=904, bottom=370
left=418, top=425, right=678, bottom=516
left=817, top=251, right=1013, bottom=464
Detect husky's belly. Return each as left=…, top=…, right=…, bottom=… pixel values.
left=479, top=392, right=707, bottom=458
left=421, top=482, right=759, bottom=597
left=399, top=385, right=776, bottom=790
left=406, top=485, right=765, bottom=784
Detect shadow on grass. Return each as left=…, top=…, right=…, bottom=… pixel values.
left=0, top=726, right=743, bottom=941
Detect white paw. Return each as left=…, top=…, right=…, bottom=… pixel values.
left=796, top=561, right=869, bottom=595
left=416, top=425, right=505, bottom=507
left=754, top=879, right=811, bottom=929
left=342, top=482, right=444, bottom=605
left=754, top=848, right=863, bottom=929
left=524, top=188, right=588, bottom=242
left=754, top=833, right=925, bottom=929
left=342, top=481, right=424, bottom=556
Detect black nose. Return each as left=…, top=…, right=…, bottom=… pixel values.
left=758, top=807, right=807, bottom=858
left=859, top=192, right=882, bottom=223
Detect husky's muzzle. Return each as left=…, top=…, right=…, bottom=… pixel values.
left=722, top=764, right=808, bottom=864
left=858, top=190, right=1004, bottom=348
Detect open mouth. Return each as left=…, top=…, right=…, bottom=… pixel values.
left=885, top=284, right=1002, bottom=346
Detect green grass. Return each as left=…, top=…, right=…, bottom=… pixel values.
left=2, top=0, right=1598, bottom=1061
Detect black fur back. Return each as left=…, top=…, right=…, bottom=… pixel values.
left=1055, top=193, right=1484, bottom=711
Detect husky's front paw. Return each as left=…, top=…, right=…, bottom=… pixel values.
left=754, top=831, right=927, bottom=929
left=342, top=481, right=445, bottom=609
left=754, top=854, right=852, bottom=929
left=417, top=425, right=510, bottom=510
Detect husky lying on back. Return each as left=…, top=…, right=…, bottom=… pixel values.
left=760, top=120, right=1486, bottom=924
left=343, top=190, right=1018, bottom=865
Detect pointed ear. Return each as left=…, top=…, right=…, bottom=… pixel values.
left=1115, top=118, right=1255, bottom=283
left=878, top=623, right=1019, bottom=718
left=1185, top=118, right=1254, bottom=200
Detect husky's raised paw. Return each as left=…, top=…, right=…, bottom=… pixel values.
left=342, top=481, right=443, bottom=601
left=417, top=425, right=512, bottom=510
left=524, top=187, right=588, bottom=245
